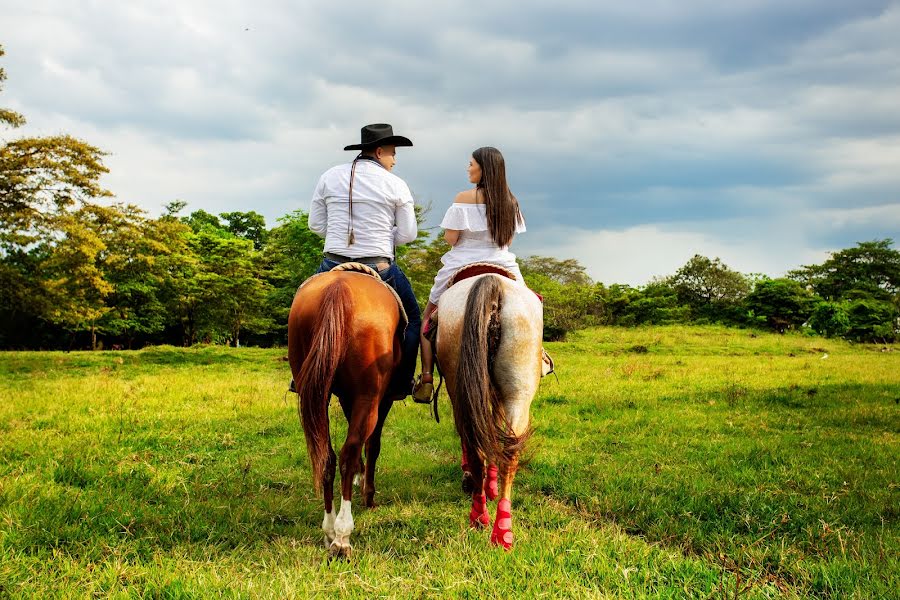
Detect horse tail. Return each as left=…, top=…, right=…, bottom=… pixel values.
left=454, top=276, right=529, bottom=471
left=297, top=279, right=351, bottom=493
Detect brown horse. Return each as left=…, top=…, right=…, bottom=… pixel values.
left=288, top=267, right=404, bottom=558
left=435, top=273, right=542, bottom=549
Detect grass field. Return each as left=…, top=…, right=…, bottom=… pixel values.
left=0, top=325, right=897, bottom=598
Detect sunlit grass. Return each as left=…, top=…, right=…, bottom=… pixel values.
left=0, top=325, right=897, bottom=598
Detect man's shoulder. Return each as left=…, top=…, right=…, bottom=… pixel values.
left=377, top=168, right=412, bottom=197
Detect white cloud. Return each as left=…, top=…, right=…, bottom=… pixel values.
left=1, top=0, right=897, bottom=266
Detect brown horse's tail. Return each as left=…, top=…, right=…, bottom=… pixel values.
left=454, top=276, right=530, bottom=471
left=296, top=279, right=351, bottom=493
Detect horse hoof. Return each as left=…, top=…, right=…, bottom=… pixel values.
left=469, top=494, right=491, bottom=529
left=329, top=541, right=352, bottom=560
left=470, top=509, right=491, bottom=529
left=490, top=528, right=514, bottom=550
left=461, top=471, right=476, bottom=494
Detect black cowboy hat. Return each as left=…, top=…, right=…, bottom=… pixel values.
left=344, top=123, right=413, bottom=151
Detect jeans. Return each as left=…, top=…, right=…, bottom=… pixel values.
left=316, top=258, right=422, bottom=395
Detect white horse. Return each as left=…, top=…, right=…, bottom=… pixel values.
left=435, top=272, right=543, bottom=549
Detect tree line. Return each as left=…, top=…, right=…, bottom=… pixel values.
left=2, top=44, right=898, bottom=348
left=525, top=242, right=899, bottom=343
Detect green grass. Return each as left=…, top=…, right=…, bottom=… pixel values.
left=0, top=326, right=897, bottom=598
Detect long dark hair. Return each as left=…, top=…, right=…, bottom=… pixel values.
left=473, top=147, right=522, bottom=248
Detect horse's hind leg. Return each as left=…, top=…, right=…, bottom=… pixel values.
left=461, top=442, right=491, bottom=528
left=362, top=399, right=392, bottom=508
left=322, top=433, right=338, bottom=548
left=331, top=395, right=380, bottom=558
left=491, top=454, right=520, bottom=550
left=337, top=398, right=365, bottom=488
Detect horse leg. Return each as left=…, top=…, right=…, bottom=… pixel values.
left=338, top=398, right=365, bottom=488
left=321, top=432, right=338, bottom=549
left=362, top=399, right=392, bottom=508
left=461, top=442, right=475, bottom=494
left=490, top=454, right=519, bottom=550
left=331, top=396, right=380, bottom=559
left=463, top=445, right=491, bottom=529
left=485, top=464, right=499, bottom=501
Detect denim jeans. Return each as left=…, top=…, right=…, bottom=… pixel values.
left=316, top=258, right=422, bottom=396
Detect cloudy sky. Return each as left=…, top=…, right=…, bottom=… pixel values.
left=2, top=1, right=899, bottom=285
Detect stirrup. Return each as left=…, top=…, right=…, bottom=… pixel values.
left=541, top=348, right=555, bottom=377
left=412, top=374, right=434, bottom=404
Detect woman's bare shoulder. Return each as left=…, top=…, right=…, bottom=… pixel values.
left=454, top=189, right=482, bottom=204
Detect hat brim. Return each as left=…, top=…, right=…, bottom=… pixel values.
left=344, top=135, right=413, bottom=151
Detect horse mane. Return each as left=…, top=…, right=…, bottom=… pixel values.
left=453, top=275, right=531, bottom=471
left=296, top=279, right=352, bottom=493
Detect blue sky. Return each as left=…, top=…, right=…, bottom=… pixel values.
left=2, top=1, right=898, bottom=284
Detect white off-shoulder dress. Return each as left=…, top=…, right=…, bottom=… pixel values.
left=428, top=203, right=526, bottom=305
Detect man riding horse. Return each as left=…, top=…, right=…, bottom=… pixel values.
left=290, top=123, right=423, bottom=403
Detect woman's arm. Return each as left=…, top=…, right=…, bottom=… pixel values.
left=444, top=229, right=461, bottom=246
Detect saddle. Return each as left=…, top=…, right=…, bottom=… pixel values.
left=447, top=262, right=518, bottom=287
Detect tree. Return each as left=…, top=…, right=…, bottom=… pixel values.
left=667, top=255, right=750, bottom=321
left=519, top=255, right=592, bottom=287
left=0, top=46, right=25, bottom=129
left=791, top=240, right=900, bottom=302
left=94, top=204, right=171, bottom=348
left=519, top=255, right=599, bottom=340
left=744, top=278, right=817, bottom=333
left=808, top=301, right=851, bottom=338
left=221, top=210, right=268, bottom=249
left=844, top=299, right=898, bottom=343
left=42, top=207, right=113, bottom=349
left=1, top=45, right=112, bottom=348
left=181, top=209, right=223, bottom=233
left=609, top=280, right=690, bottom=326
left=191, top=230, right=274, bottom=346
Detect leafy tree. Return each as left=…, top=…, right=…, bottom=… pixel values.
left=667, top=255, right=750, bottom=321
left=43, top=207, right=113, bottom=349
left=808, top=301, right=851, bottom=338
left=791, top=240, right=900, bottom=302
left=151, top=215, right=203, bottom=346
left=191, top=230, right=274, bottom=346
left=1, top=46, right=112, bottom=348
left=520, top=256, right=599, bottom=340
left=181, top=209, right=223, bottom=233
left=844, top=299, right=898, bottom=343
left=221, top=210, right=268, bottom=249
left=519, top=255, right=592, bottom=287
left=610, top=280, right=690, bottom=326
left=93, top=204, right=171, bottom=348
left=400, top=234, right=450, bottom=305
left=265, top=210, right=326, bottom=327
left=0, top=46, right=25, bottom=129
left=744, top=278, right=817, bottom=333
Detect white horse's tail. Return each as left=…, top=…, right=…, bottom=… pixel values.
left=453, top=275, right=532, bottom=470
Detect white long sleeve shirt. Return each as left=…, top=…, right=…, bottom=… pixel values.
left=308, top=159, right=417, bottom=259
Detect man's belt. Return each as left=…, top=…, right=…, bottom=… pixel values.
left=325, top=252, right=392, bottom=270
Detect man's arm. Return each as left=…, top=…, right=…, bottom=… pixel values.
left=393, top=184, right=418, bottom=246
left=308, top=176, right=327, bottom=238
